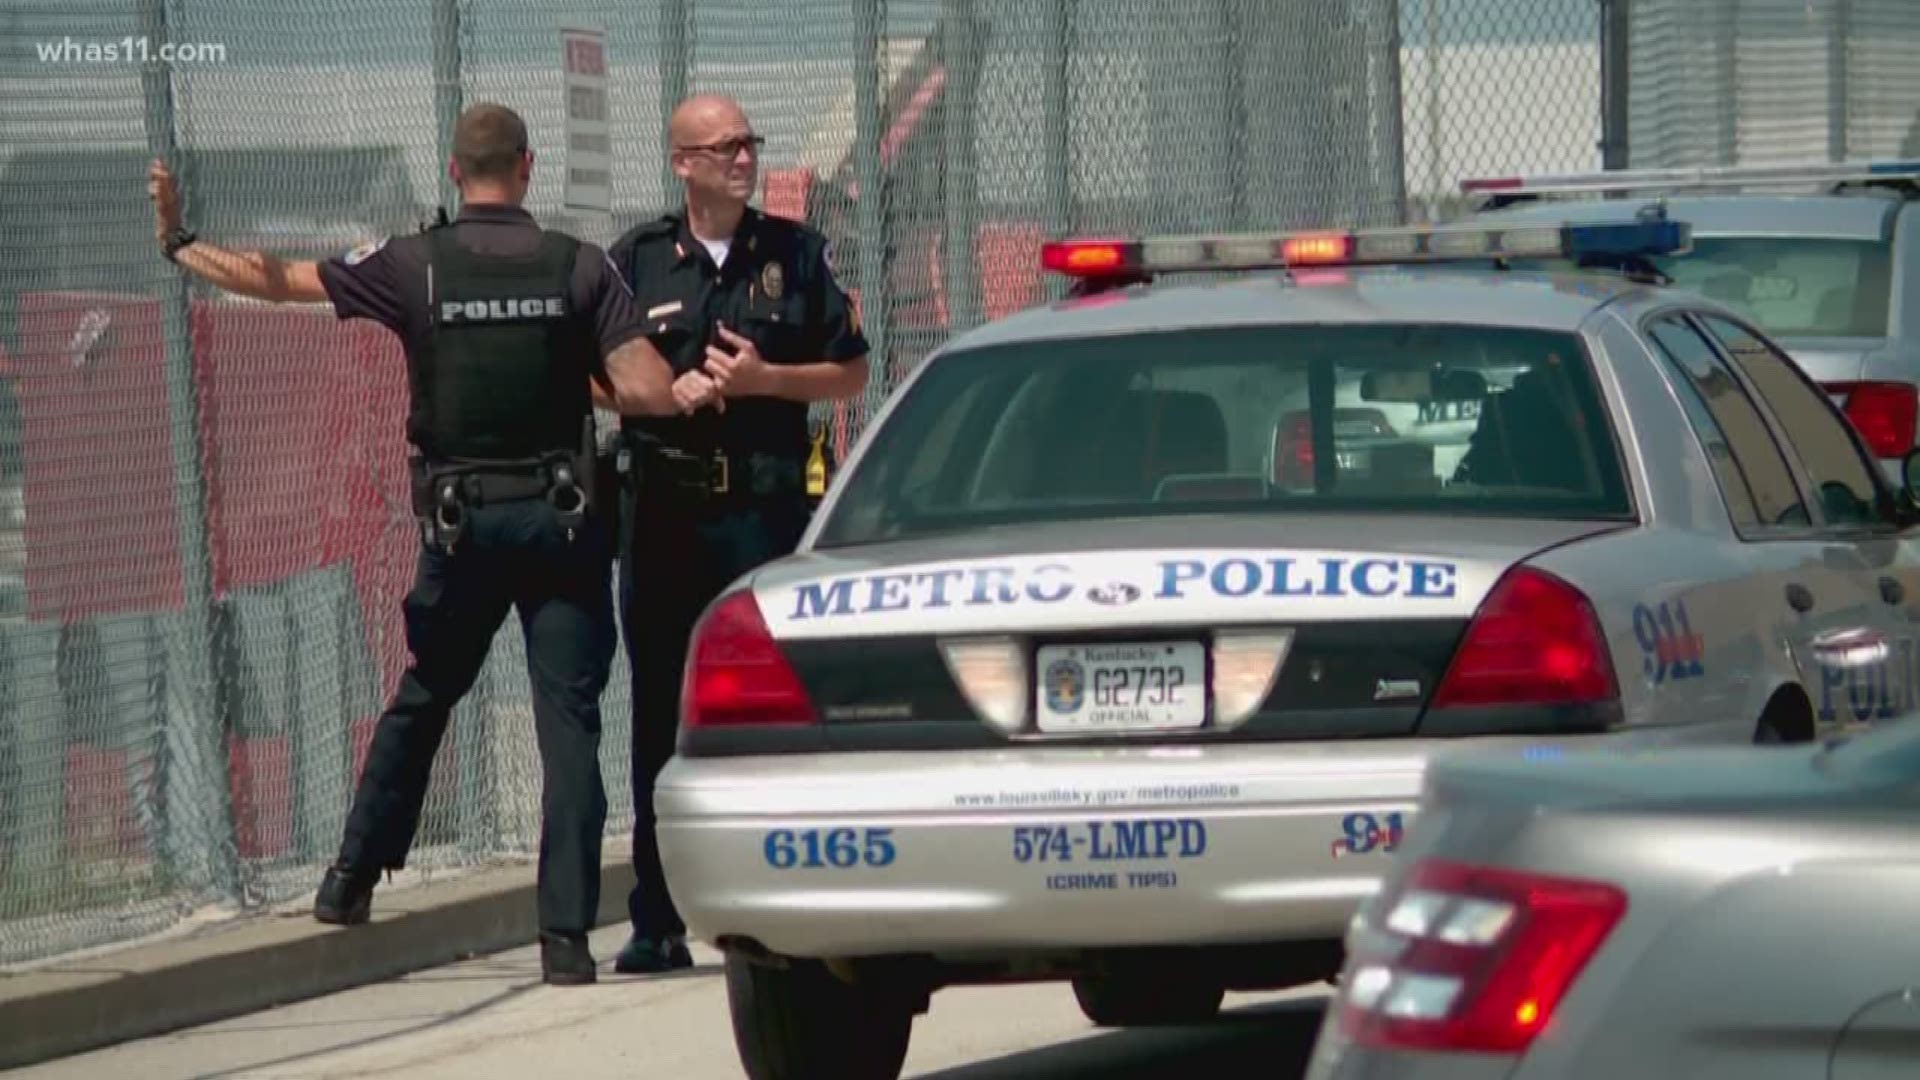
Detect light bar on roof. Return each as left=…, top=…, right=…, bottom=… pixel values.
left=1038, top=218, right=1691, bottom=277
left=1461, top=159, right=1920, bottom=196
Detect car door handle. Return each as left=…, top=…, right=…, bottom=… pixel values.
left=1786, top=583, right=1815, bottom=613
left=1880, top=576, right=1905, bottom=605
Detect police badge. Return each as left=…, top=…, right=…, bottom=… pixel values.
left=761, top=260, right=784, bottom=301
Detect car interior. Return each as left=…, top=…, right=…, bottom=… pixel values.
left=1448, top=366, right=1595, bottom=492
left=1018, top=361, right=1599, bottom=506
left=1027, top=386, right=1231, bottom=503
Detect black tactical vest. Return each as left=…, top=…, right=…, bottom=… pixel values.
left=415, top=226, right=592, bottom=462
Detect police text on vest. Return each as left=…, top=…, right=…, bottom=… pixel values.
left=440, top=297, right=567, bottom=321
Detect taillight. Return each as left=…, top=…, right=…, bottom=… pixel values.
left=1431, top=566, right=1615, bottom=707
left=1824, top=380, right=1917, bottom=459
left=1336, top=859, right=1627, bottom=1054
left=680, top=590, right=817, bottom=728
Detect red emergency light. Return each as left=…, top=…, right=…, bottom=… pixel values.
left=1039, top=239, right=1142, bottom=276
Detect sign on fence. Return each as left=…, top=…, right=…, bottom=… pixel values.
left=561, top=27, right=612, bottom=215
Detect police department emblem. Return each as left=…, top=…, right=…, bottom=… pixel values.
left=761, top=261, right=784, bottom=300
left=1087, top=582, right=1141, bottom=606
left=1042, top=658, right=1086, bottom=713
left=343, top=237, right=387, bottom=266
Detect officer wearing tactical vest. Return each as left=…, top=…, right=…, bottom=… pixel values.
left=147, top=102, right=705, bottom=986
left=604, top=94, right=870, bottom=974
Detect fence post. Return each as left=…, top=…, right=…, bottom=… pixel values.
left=1041, top=0, right=1071, bottom=303
left=853, top=0, right=889, bottom=399
left=1710, top=0, right=1736, bottom=165
left=1599, top=0, right=1631, bottom=169
left=941, top=0, right=983, bottom=333
left=1826, top=0, right=1848, bottom=163
left=137, top=0, right=242, bottom=905
left=1218, top=0, right=1248, bottom=229
left=429, top=0, right=497, bottom=856
left=660, top=0, right=688, bottom=202
left=1379, top=0, right=1407, bottom=223
left=432, top=0, right=462, bottom=214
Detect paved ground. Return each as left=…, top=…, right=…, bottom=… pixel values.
left=16, top=922, right=1334, bottom=1079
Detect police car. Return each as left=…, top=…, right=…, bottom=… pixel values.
left=1457, top=160, right=1920, bottom=483
left=653, top=214, right=1920, bottom=1080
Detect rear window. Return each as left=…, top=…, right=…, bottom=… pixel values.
left=1519, top=236, right=1892, bottom=338
left=814, top=324, right=1633, bottom=548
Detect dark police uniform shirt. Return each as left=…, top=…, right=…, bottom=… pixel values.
left=316, top=203, right=648, bottom=380
left=606, top=206, right=868, bottom=462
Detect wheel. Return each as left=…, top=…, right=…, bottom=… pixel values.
left=1754, top=688, right=1815, bottom=745
left=1071, top=973, right=1225, bottom=1027
left=724, top=952, right=914, bottom=1080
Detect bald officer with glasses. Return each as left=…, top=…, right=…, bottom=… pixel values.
left=604, top=93, right=869, bottom=974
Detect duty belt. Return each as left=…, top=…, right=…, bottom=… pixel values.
left=622, top=438, right=804, bottom=501
left=410, top=452, right=591, bottom=551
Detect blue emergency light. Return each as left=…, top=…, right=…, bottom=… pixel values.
left=1039, top=217, right=1691, bottom=277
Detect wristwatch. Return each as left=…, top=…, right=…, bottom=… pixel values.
left=161, top=227, right=198, bottom=263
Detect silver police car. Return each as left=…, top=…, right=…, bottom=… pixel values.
left=653, top=214, right=1920, bottom=1080
left=1305, top=701, right=1920, bottom=1080
left=1461, top=161, right=1920, bottom=483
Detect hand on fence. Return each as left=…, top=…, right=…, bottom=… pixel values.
left=146, top=158, right=183, bottom=241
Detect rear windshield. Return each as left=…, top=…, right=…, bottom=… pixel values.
left=1519, top=236, right=1892, bottom=338
left=813, top=324, right=1633, bottom=548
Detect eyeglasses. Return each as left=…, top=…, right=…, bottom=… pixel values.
left=676, top=135, right=765, bottom=159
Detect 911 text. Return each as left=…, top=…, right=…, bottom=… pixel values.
left=1330, top=811, right=1405, bottom=858
left=1634, top=599, right=1705, bottom=683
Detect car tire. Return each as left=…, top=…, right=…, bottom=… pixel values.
left=1754, top=687, right=1814, bottom=745
left=724, top=952, right=914, bottom=1080
left=1071, top=973, right=1225, bottom=1027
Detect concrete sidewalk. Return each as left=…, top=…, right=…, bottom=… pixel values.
left=0, top=856, right=633, bottom=1071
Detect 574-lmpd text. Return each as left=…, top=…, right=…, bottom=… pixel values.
left=1013, top=818, right=1209, bottom=863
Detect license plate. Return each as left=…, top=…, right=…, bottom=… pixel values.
left=1034, top=641, right=1206, bottom=733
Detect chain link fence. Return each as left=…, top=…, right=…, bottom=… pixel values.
left=2, top=0, right=1916, bottom=966
left=1629, top=0, right=1920, bottom=170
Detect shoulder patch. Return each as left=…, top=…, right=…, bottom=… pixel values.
left=343, top=237, right=388, bottom=266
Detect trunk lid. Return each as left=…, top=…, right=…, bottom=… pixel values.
left=741, top=514, right=1624, bottom=749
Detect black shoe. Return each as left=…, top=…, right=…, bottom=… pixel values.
left=541, top=931, right=598, bottom=985
left=613, top=932, right=693, bottom=974
left=313, top=865, right=376, bottom=926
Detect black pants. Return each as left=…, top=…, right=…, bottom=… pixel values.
left=618, top=477, right=810, bottom=940
left=336, top=496, right=616, bottom=935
